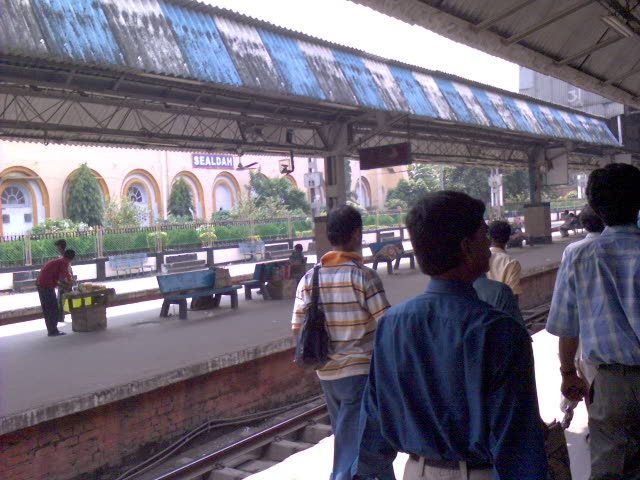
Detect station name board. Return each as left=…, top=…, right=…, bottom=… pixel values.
left=192, top=154, right=234, bottom=169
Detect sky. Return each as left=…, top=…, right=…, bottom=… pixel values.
left=202, top=0, right=519, bottom=92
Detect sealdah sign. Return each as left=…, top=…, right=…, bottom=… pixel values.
left=192, top=154, right=234, bottom=169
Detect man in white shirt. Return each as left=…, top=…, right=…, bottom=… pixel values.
left=487, top=220, right=523, bottom=299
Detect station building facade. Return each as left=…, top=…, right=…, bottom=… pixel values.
left=0, top=141, right=406, bottom=236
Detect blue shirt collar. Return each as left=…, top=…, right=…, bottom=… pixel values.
left=426, top=278, right=479, bottom=299
left=602, top=224, right=640, bottom=236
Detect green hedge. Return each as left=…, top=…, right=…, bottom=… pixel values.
left=0, top=241, right=24, bottom=266
left=103, top=232, right=148, bottom=253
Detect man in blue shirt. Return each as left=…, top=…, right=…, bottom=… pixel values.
left=473, top=275, right=524, bottom=327
left=547, top=163, right=640, bottom=479
left=354, top=191, right=547, bottom=480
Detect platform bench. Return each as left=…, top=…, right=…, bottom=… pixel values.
left=241, top=260, right=290, bottom=300
left=163, top=253, right=207, bottom=274
left=109, top=253, right=152, bottom=277
left=368, top=240, right=415, bottom=274
left=12, top=270, right=40, bottom=292
left=156, top=269, right=240, bottom=320
left=264, top=243, right=292, bottom=260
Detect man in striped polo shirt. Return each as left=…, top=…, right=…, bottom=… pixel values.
left=292, top=205, right=390, bottom=480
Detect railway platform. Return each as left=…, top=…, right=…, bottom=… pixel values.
left=0, top=236, right=577, bottom=480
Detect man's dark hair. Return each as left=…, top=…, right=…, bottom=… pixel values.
left=587, top=163, right=640, bottom=226
left=406, top=191, right=485, bottom=276
left=54, top=239, right=67, bottom=249
left=294, top=244, right=303, bottom=252
left=488, top=221, right=512, bottom=245
left=327, top=205, right=363, bottom=246
left=63, top=249, right=76, bottom=260
left=578, top=205, right=604, bottom=233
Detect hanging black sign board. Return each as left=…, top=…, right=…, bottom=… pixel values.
left=358, top=142, right=412, bottom=170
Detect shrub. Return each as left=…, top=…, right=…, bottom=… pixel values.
left=67, top=163, right=104, bottom=226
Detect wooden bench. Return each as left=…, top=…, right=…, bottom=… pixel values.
left=377, top=231, right=397, bottom=242
left=163, top=253, right=207, bottom=274
left=156, top=269, right=240, bottom=320
left=241, top=259, right=290, bottom=300
left=109, top=253, right=153, bottom=277
left=12, top=270, right=40, bottom=292
left=368, top=240, right=415, bottom=274
left=264, top=243, right=292, bottom=260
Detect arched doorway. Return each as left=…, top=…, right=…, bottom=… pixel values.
left=0, top=166, right=49, bottom=236
left=122, top=169, right=162, bottom=226
left=355, top=177, right=372, bottom=209
left=172, top=172, right=205, bottom=219
left=62, top=168, right=109, bottom=218
left=213, top=172, right=240, bottom=212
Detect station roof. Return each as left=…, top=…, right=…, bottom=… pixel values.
left=354, top=0, right=640, bottom=110
left=0, top=0, right=618, bottom=149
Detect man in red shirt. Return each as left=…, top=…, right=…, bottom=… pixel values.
left=36, top=249, right=75, bottom=336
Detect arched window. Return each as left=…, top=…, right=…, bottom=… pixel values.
left=355, top=177, right=372, bottom=209
left=1, top=186, right=27, bottom=205
left=215, top=183, right=233, bottom=211
left=128, top=184, right=145, bottom=203
left=213, top=172, right=240, bottom=212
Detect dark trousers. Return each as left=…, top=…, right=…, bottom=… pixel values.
left=37, top=287, right=60, bottom=335
left=320, top=374, right=368, bottom=480
left=57, top=287, right=65, bottom=323
left=589, top=365, right=640, bottom=479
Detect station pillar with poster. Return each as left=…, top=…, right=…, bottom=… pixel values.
left=523, top=147, right=556, bottom=244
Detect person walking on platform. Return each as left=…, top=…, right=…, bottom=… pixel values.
left=54, top=239, right=70, bottom=324
left=486, top=220, right=522, bottom=300
left=560, top=205, right=605, bottom=393
left=36, top=249, right=75, bottom=337
left=547, top=163, right=640, bottom=479
left=354, top=191, right=547, bottom=480
left=292, top=205, right=390, bottom=480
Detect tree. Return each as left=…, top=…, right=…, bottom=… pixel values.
left=103, top=198, right=147, bottom=228
left=168, top=178, right=194, bottom=220
left=249, top=172, right=311, bottom=214
left=503, top=169, right=530, bottom=203
left=66, top=164, right=104, bottom=226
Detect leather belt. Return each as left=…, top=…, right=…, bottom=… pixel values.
left=408, top=453, right=492, bottom=471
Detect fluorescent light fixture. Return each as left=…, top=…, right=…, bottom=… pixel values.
left=602, top=15, right=634, bottom=38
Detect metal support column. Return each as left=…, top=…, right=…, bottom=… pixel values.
left=314, top=123, right=349, bottom=258
left=524, top=148, right=551, bottom=244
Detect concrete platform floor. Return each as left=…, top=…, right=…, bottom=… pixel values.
left=0, top=236, right=578, bottom=433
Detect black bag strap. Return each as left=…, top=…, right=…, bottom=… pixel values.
left=311, top=264, right=321, bottom=306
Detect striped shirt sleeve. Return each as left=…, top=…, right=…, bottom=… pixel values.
left=362, top=269, right=391, bottom=322
left=291, top=275, right=309, bottom=329
left=546, top=255, right=579, bottom=337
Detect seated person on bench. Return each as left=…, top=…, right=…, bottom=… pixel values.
left=289, top=244, right=305, bottom=266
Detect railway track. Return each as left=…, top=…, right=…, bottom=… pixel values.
left=139, top=304, right=550, bottom=480
left=149, top=404, right=331, bottom=480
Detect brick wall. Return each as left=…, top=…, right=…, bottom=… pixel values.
left=0, top=348, right=320, bottom=480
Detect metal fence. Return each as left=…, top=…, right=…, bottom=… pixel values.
left=0, top=216, right=316, bottom=268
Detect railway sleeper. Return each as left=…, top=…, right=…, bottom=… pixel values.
left=299, top=422, right=333, bottom=444
left=207, top=466, right=251, bottom=480
left=263, top=439, right=315, bottom=461
left=234, top=459, right=279, bottom=474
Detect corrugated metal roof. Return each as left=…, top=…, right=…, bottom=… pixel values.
left=0, top=0, right=619, bottom=146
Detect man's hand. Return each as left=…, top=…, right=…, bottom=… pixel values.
left=561, top=372, right=588, bottom=401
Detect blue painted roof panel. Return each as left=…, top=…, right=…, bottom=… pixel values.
left=0, top=0, right=618, bottom=147
left=257, top=29, right=326, bottom=99
left=30, top=0, right=123, bottom=65
left=159, top=3, right=241, bottom=86
left=389, top=66, right=439, bottom=118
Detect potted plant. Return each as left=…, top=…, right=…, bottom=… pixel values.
left=146, top=231, right=168, bottom=252
left=197, top=225, right=217, bottom=247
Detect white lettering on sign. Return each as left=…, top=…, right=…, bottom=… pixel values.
left=191, top=154, right=234, bottom=169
